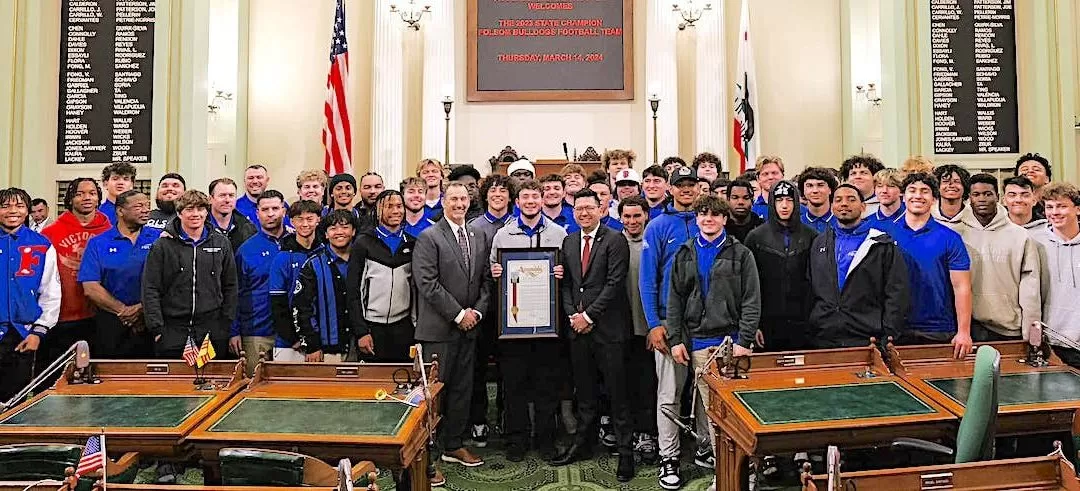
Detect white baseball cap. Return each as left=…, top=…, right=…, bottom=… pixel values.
left=507, top=159, right=535, bottom=176
left=614, top=168, right=641, bottom=185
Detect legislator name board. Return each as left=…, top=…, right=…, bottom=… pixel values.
left=930, top=0, right=1019, bottom=154
left=468, top=0, right=633, bottom=101
left=58, top=0, right=155, bottom=165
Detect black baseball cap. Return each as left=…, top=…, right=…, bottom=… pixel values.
left=669, top=166, right=698, bottom=186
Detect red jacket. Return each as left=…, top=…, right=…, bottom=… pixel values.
left=42, top=211, right=112, bottom=322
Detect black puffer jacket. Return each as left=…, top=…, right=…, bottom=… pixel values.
left=743, top=180, right=818, bottom=351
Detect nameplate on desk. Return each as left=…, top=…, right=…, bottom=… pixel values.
left=775, top=355, right=805, bottom=367
left=146, top=364, right=169, bottom=375
left=335, top=366, right=359, bottom=377
left=920, top=472, right=954, bottom=490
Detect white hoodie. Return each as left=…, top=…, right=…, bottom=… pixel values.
left=957, top=205, right=1041, bottom=338
left=1031, top=225, right=1080, bottom=347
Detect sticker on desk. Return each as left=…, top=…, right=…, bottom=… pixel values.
left=335, top=366, right=359, bottom=377
left=920, top=472, right=953, bottom=489
left=775, top=354, right=805, bottom=367
left=146, top=364, right=169, bottom=374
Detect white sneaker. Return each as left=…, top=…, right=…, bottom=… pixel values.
left=470, top=424, right=489, bottom=448
left=658, top=458, right=682, bottom=490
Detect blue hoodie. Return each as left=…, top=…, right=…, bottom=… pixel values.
left=232, top=231, right=283, bottom=338
left=640, top=204, right=699, bottom=329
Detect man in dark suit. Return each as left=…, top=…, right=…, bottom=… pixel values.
left=413, top=182, right=491, bottom=476
left=553, top=188, right=635, bottom=482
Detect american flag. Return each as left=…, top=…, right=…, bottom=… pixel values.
left=322, top=0, right=353, bottom=177
left=76, top=435, right=105, bottom=477
left=182, top=336, right=199, bottom=367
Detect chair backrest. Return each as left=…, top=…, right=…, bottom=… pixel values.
left=0, top=443, right=81, bottom=480
left=220, top=448, right=305, bottom=486
left=954, top=345, right=1000, bottom=463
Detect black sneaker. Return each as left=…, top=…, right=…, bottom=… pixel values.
left=635, top=433, right=658, bottom=465
left=470, top=423, right=489, bottom=448
left=599, top=416, right=617, bottom=449
left=694, top=448, right=715, bottom=468
left=505, top=442, right=525, bottom=462
left=657, top=458, right=682, bottom=490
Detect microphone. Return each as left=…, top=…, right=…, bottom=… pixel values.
left=563, top=142, right=569, bottom=161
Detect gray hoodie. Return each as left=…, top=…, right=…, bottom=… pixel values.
left=624, top=230, right=648, bottom=336
left=1032, top=226, right=1080, bottom=347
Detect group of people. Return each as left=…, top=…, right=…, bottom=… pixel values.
left=0, top=149, right=1075, bottom=488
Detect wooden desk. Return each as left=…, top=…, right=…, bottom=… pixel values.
left=888, top=341, right=1080, bottom=437
left=0, top=360, right=246, bottom=457
left=808, top=454, right=1080, bottom=490
left=186, top=362, right=443, bottom=491
left=705, top=345, right=957, bottom=491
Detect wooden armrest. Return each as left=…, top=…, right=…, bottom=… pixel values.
left=349, top=460, right=376, bottom=481
left=109, top=452, right=139, bottom=475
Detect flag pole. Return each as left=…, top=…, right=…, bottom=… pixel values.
left=100, top=427, right=107, bottom=488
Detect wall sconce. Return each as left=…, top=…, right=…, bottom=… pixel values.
left=855, top=83, right=882, bottom=106
left=390, top=0, right=431, bottom=31
left=207, top=89, right=234, bottom=114
left=672, top=1, right=712, bottom=30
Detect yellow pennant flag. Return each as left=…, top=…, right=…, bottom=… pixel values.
left=195, top=333, right=216, bottom=368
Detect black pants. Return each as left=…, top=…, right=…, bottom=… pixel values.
left=37, top=318, right=95, bottom=373
left=499, top=339, right=563, bottom=448
left=1054, top=346, right=1080, bottom=370
left=469, top=316, right=501, bottom=427
left=423, top=335, right=475, bottom=452
left=569, top=334, right=633, bottom=454
left=360, top=318, right=414, bottom=363
left=897, top=330, right=955, bottom=345
left=971, top=322, right=1019, bottom=342
left=93, top=311, right=153, bottom=359
left=625, top=335, right=657, bottom=436
left=0, top=331, right=36, bottom=403
left=759, top=319, right=810, bottom=352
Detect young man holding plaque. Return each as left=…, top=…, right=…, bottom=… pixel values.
left=487, top=179, right=566, bottom=462
left=553, top=188, right=634, bottom=483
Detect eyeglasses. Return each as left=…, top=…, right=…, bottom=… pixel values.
left=573, top=205, right=599, bottom=212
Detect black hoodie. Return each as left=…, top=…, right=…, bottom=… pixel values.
left=742, top=180, right=818, bottom=351
left=142, top=218, right=238, bottom=352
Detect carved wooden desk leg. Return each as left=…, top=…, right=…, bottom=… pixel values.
left=717, top=430, right=749, bottom=491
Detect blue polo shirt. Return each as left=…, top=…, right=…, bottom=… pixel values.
left=233, top=231, right=283, bottom=337
left=77, top=225, right=161, bottom=305
left=403, top=216, right=436, bottom=239
left=546, top=204, right=580, bottom=233
left=423, top=198, right=443, bottom=221
left=801, top=209, right=836, bottom=233
left=648, top=201, right=667, bottom=220
left=751, top=196, right=769, bottom=219
left=235, top=195, right=260, bottom=226
left=99, top=200, right=118, bottom=227
left=867, top=204, right=906, bottom=234
left=889, top=217, right=970, bottom=334
left=600, top=215, right=623, bottom=232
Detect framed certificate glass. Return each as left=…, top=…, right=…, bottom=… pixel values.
left=497, top=247, right=560, bottom=339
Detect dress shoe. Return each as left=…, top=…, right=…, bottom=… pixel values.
left=549, top=442, right=591, bottom=466
left=429, top=467, right=445, bottom=487
left=616, top=454, right=635, bottom=482
left=505, top=442, right=525, bottom=462
left=441, top=447, right=484, bottom=467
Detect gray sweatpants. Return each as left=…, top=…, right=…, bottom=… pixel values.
left=654, top=348, right=713, bottom=461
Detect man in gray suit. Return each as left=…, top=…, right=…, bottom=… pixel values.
left=413, top=182, right=491, bottom=471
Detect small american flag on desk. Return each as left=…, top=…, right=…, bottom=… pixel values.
left=322, top=0, right=352, bottom=177
left=182, top=335, right=199, bottom=367
left=77, top=435, right=105, bottom=477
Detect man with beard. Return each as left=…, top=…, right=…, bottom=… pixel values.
left=1015, top=153, right=1051, bottom=219
left=269, top=200, right=324, bottom=361
left=207, top=178, right=257, bottom=252
left=401, top=177, right=437, bottom=238
left=639, top=166, right=703, bottom=490
left=346, top=190, right=417, bottom=363
left=0, top=187, right=60, bottom=402
left=147, top=173, right=186, bottom=230
left=957, top=174, right=1041, bottom=342
left=449, top=166, right=484, bottom=223
left=41, top=178, right=113, bottom=370
left=724, top=179, right=765, bottom=242
left=540, top=174, right=578, bottom=233
left=641, top=165, right=670, bottom=219
left=99, top=162, right=136, bottom=226
left=231, top=190, right=288, bottom=373
left=807, top=184, right=908, bottom=348
left=744, top=180, right=817, bottom=351
left=236, top=164, right=271, bottom=225
left=840, top=154, right=885, bottom=218
left=892, top=173, right=973, bottom=359
left=488, top=180, right=567, bottom=462
left=798, top=167, right=838, bottom=233
left=353, top=172, right=385, bottom=232
left=1004, top=176, right=1048, bottom=231
left=931, top=164, right=970, bottom=229
left=79, top=190, right=159, bottom=358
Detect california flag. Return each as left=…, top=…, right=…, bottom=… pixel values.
left=732, top=0, right=759, bottom=173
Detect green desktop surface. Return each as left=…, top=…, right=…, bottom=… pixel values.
left=928, top=371, right=1080, bottom=407
left=208, top=398, right=413, bottom=436
left=734, top=381, right=936, bottom=425
left=0, top=394, right=212, bottom=428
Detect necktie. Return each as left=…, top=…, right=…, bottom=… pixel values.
left=457, top=226, right=471, bottom=271
left=581, top=235, right=592, bottom=274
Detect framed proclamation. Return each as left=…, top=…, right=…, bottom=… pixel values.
left=467, top=0, right=634, bottom=102
left=497, top=248, right=560, bottom=339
